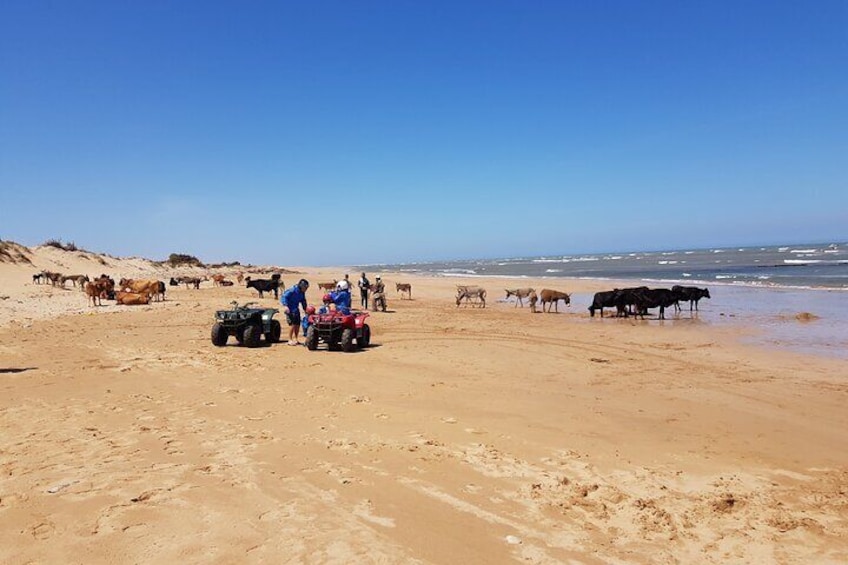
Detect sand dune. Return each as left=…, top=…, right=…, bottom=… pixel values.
left=0, top=243, right=846, bottom=563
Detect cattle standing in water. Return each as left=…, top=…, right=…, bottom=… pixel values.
left=589, top=291, right=618, bottom=317
left=672, top=285, right=711, bottom=311
left=632, top=288, right=680, bottom=320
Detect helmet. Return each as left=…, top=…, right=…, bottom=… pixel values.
left=375, top=276, right=381, bottom=280
left=336, top=280, right=349, bottom=291
left=322, top=293, right=332, bottom=303
left=305, top=305, right=316, bottom=315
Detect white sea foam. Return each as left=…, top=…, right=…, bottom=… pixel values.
left=778, top=247, right=790, bottom=252
left=545, top=269, right=563, bottom=273
left=682, top=273, right=692, bottom=277
left=791, top=249, right=817, bottom=254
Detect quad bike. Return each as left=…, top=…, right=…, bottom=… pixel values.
left=304, top=309, right=371, bottom=352
left=211, top=301, right=281, bottom=347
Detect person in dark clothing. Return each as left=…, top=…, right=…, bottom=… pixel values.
left=358, top=272, right=370, bottom=309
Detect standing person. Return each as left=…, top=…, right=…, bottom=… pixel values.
left=358, top=272, right=370, bottom=309
left=281, top=278, right=309, bottom=346
left=371, top=275, right=386, bottom=312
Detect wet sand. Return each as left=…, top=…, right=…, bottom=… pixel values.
left=1, top=249, right=847, bottom=563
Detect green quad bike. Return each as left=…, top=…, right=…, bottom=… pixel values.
left=211, top=301, right=282, bottom=347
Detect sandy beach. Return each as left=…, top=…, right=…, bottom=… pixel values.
left=1, top=244, right=846, bottom=564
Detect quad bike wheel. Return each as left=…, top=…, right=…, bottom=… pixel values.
left=341, top=328, right=355, bottom=352
left=243, top=324, right=262, bottom=348
left=305, top=325, right=318, bottom=350
left=211, top=323, right=228, bottom=346
left=359, top=324, right=371, bottom=348
left=266, top=319, right=282, bottom=343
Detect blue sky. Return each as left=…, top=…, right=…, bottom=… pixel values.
left=1, top=1, right=846, bottom=266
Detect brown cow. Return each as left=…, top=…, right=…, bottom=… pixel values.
left=539, top=289, right=571, bottom=313
left=317, top=280, right=338, bottom=292
left=396, top=283, right=412, bottom=299
left=84, top=280, right=109, bottom=307
left=119, top=278, right=161, bottom=301
left=236, top=272, right=245, bottom=284
left=115, top=291, right=150, bottom=305
left=211, top=274, right=225, bottom=287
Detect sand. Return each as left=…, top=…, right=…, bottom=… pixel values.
left=1, top=244, right=846, bottom=564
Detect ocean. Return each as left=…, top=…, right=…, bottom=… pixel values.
left=360, top=242, right=848, bottom=360
left=368, top=242, right=848, bottom=290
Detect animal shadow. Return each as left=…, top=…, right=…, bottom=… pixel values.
left=0, top=367, right=37, bottom=374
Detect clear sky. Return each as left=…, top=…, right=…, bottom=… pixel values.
left=1, top=1, right=846, bottom=266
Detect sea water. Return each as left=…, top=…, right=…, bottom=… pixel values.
left=361, top=243, right=848, bottom=360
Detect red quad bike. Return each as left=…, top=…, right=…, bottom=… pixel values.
left=305, top=310, right=371, bottom=352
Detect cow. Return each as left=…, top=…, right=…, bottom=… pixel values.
left=589, top=291, right=618, bottom=318
left=84, top=280, right=111, bottom=307
left=169, top=277, right=180, bottom=286
left=157, top=280, right=166, bottom=301
left=236, top=272, right=245, bottom=284
left=631, top=288, right=680, bottom=320
left=456, top=286, right=486, bottom=308
left=671, top=285, right=711, bottom=312
left=528, top=290, right=539, bottom=313
left=115, top=291, right=151, bottom=305
left=504, top=288, right=534, bottom=307
left=220, top=280, right=234, bottom=287
left=539, top=289, right=570, bottom=313
left=396, top=283, right=412, bottom=299
left=211, top=274, right=225, bottom=287
left=32, top=272, right=46, bottom=284
left=612, top=286, right=650, bottom=317
left=178, top=276, right=203, bottom=289
left=245, top=275, right=282, bottom=299
left=317, top=280, right=338, bottom=292
left=119, top=278, right=161, bottom=301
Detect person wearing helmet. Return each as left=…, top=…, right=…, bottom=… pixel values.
left=319, top=293, right=333, bottom=314
left=336, top=279, right=350, bottom=292
left=300, top=305, right=317, bottom=335
left=330, top=284, right=352, bottom=314
left=281, top=278, right=309, bottom=345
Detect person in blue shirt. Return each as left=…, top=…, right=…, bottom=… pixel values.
left=330, top=280, right=352, bottom=314
left=281, top=278, right=309, bottom=345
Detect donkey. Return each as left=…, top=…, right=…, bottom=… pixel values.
left=539, top=289, right=571, bottom=313
left=505, top=288, right=535, bottom=307
left=456, top=286, right=486, bottom=308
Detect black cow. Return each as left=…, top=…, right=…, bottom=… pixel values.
left=612, top=286, right=649, bottom=317
left=245, top=275, right=282, bottom=299
left=169, top=277, right=180, bottom=286
left=589, top=291, right=619, bottom=317
left=158, top=281, right=166, bottom=301
left=632, top=288, right=680, bottom=320
left=671, top=285, right=711, bottom=311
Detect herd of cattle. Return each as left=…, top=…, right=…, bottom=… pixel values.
left=486, top=285, right=710, bottom=319
left=32, top=269, right=709, bottom=319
